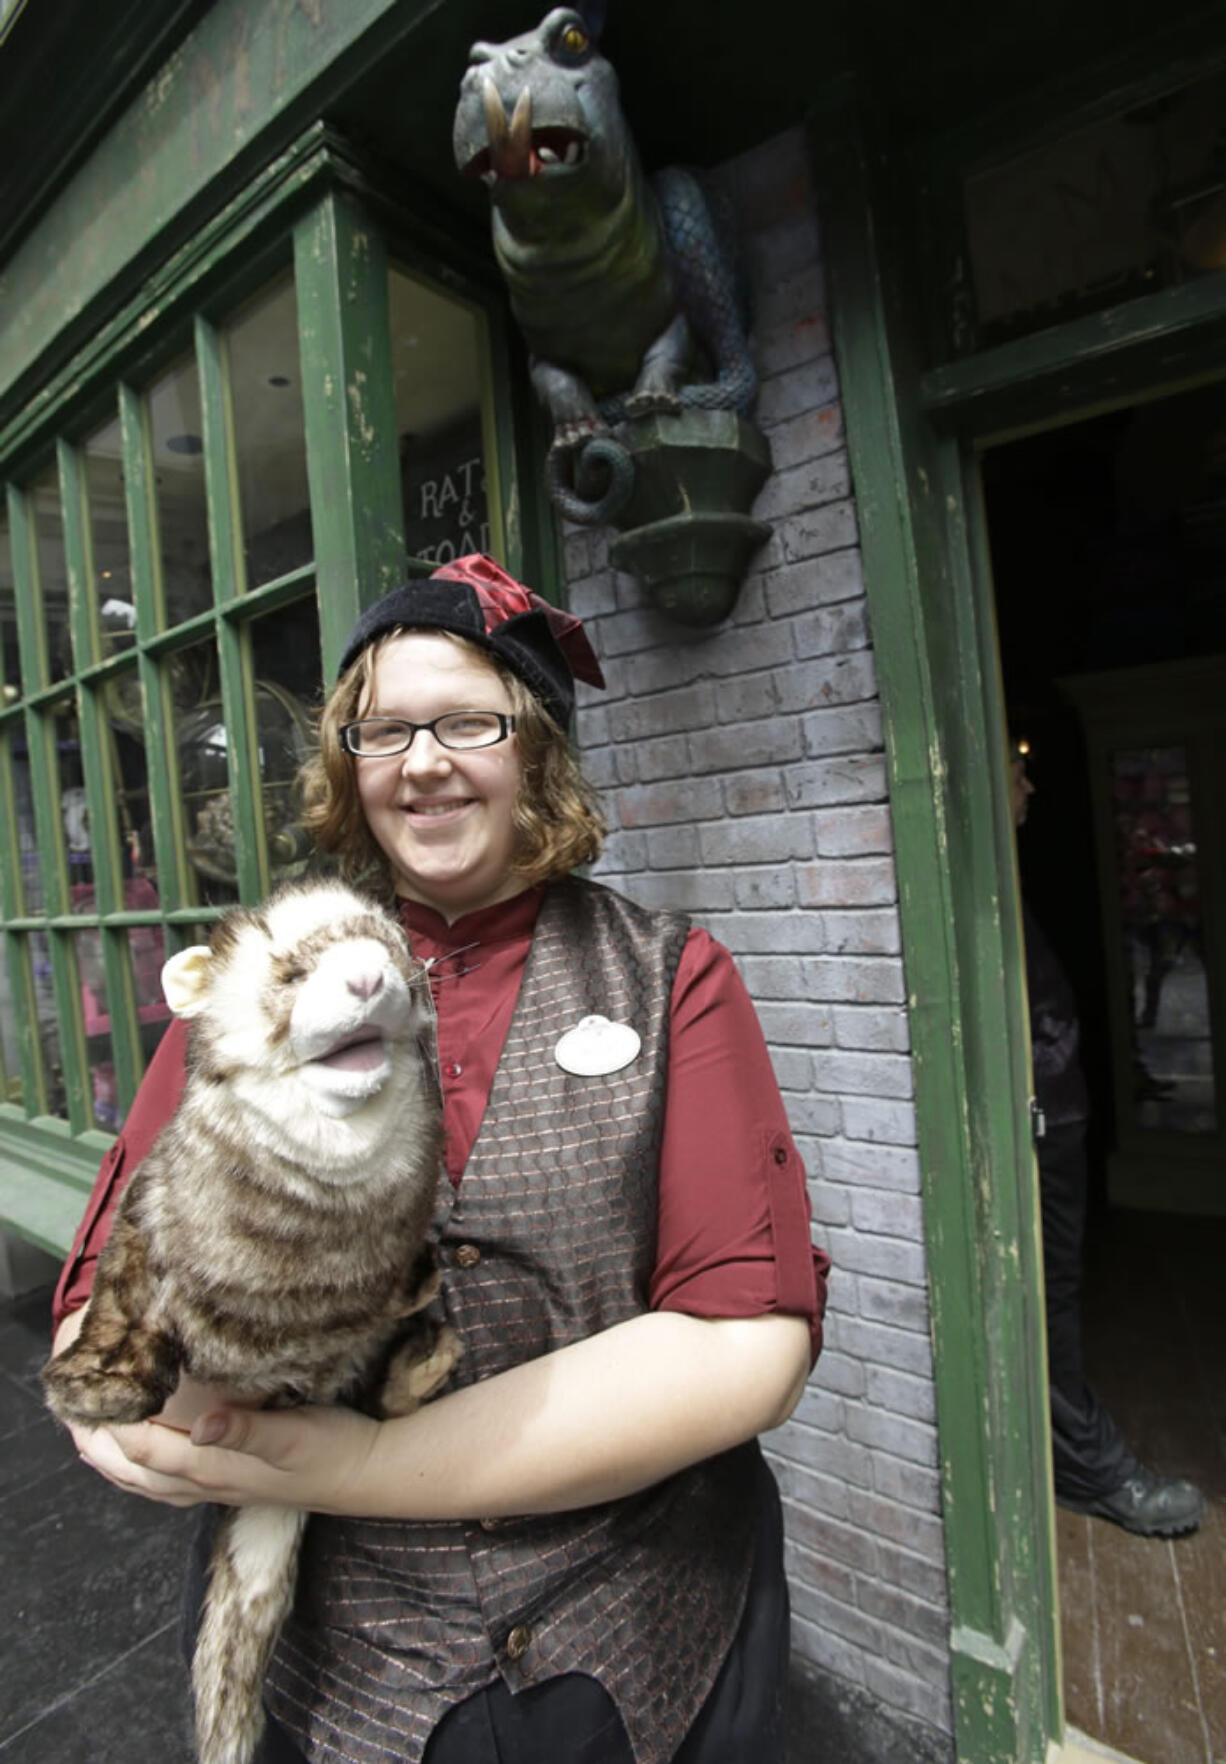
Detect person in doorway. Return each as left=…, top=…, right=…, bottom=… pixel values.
left=1011, top=741, right=1203, bottom=1537
left=48, top=554, right=829, bottom=1764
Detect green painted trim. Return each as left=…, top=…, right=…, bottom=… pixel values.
left=6, top=908, right=225, bottom=933
left=0, top=0, right=452, bottom=408
left=196, top=311, right=266, bottom=903
left=55, top=438, right=145, bottom=1118
left=810, top=93, right=1057, bottom=1764
left=2, top=126, right=328, bottom=473
left=0, top=728, right=42, bottom=1114
left=196, top=315, right=247, bottom=604
left=0, top=1114, right=111, bottom=1258
left=294, top=189, right=404, bottom=673
left=920, top=271, right=1226, bottom=440
left=119, top=381, right=192, bottom=915
left=0, top=0, right=208, bottom=267
left=7, top=483, right=48, bottom=699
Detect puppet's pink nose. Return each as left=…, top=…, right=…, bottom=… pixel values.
left=346, top=969, right=384, bottom=1000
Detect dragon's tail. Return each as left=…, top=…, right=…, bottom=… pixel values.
left=193, top=1503, right=306, bottom=1764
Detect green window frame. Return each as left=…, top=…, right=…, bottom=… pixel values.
left=0, top=129, right=552, bottom=1255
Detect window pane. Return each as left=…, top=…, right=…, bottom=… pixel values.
left=59, top=700, right=107, bottom=903
left=85, top=412, right=133, bottom=660
left=29, top=928, right=67, bottom=1119
left=391, top=266, right=491, bottom=565
left=148, top=352, right=213, bottom=625
left=74, top=926, right=119, bottom=1130
left=77, top=924, right=170, bottom=1128
left=31, top=464, right=71, bottom=685
left=965, top=68, right=1226, bottom=348
left=11, top=722, right=36, bottom=916
left=0, top=939, right=24, bottom=1107
left=1112, top=745, right=1215, bottom=1134
left=173, top=642, right=237, bottom=908
left=227, top=273, right=312, bottom=589
left=250, top=596, right=319, bottom=883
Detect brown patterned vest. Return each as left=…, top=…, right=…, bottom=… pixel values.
left=264, top=878, right=760, bottom=1763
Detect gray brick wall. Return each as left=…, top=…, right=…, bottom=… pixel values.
left=563, top=127, right=953, bottom=1741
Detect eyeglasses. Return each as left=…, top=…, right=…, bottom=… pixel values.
left=340, top=711, right=517, bottom=757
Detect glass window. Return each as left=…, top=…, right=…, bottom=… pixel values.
left=0, top=205, right=509, bottom=1145
left=227, top=273, right=313, bottom=589
left=0, top=938, right=22, bottom=1106
left=148, top=351, right=213, bottom=625
left=28, top=927, right=67, bottom=1119
left=172, top=641, right=237, bottom=908
left=964, top=68, right=1226, bottom=346
left=85, top=411, right=133, bottom=662
left=56, top=698, right=105, bottom=902
left=390, top=266, right=491, bottom=564
left=249, top=597, right=320, bottom=884
left=1112, top=745, right=1215, bottom=1134
left=32, top=463, right=71, bottom=685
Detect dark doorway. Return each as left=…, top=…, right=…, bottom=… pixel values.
left=981, top=383, right=1226, bottom=1762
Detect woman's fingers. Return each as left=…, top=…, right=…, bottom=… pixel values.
left=78, top=1421, right=211, bottom=1506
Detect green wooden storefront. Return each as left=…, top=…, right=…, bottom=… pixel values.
left=2, top=2, right=1223, bottom=1761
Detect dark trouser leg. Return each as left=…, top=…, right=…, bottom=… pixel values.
left=1037, top=1122, right=1135, bottom=1502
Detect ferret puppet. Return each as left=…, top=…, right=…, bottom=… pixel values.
left=43, top=879, right=455, bottom=1764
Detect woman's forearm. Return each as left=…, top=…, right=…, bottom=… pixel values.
left=102, top=1310, right=812, bottom=1518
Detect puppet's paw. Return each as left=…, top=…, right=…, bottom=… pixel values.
left=378, top=1321, right=461, bottom=1417
left=624, top=388, right=682, bottom=419
left=42, top=1354, right=164, bottom=1428
left=396, top=1248, right=443, bottom=1318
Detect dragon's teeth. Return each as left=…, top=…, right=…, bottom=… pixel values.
left=564, top=140, right=581, bottom=165
left=538, top=145, right=559, bottom=163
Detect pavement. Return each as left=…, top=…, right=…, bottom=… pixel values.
left=0, top=1282, right=194, bottom=1763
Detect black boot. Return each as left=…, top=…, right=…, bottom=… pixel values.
left=1058, top=1466, right=1204, bottom=1537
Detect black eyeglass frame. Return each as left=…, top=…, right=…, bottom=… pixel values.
left=339, top=711, right=518, bottom=757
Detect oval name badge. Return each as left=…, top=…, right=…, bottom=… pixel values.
left=554, top=1014, right=642, bottom=1077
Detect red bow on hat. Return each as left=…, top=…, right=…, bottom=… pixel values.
left=432, top=554, right=605, bottom=688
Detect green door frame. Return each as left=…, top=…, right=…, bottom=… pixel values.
left=811, top=65, right=1226, bottom=1764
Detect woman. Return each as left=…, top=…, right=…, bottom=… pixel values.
left=51, top=554, right=828, bottom=1764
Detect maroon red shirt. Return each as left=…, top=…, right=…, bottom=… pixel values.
left=53, top=886, right=828, bottom=1360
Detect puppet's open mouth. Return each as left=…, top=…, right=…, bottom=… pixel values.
left=463, top=127, right=586, bottom=184
left=312, top=1031, right=386, bottom=1073
left=462, top=79, right=587, bottom=184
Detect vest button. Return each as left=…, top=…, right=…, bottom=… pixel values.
left=506, top=1624, right=532, bottom=1660
left=454, top=1243, right=481, bottom=1269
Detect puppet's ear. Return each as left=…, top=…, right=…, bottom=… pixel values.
left=161, top=946, right=213, bottom=1017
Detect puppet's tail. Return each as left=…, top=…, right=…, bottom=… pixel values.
left=193, top=1503, right=306, bottom=1764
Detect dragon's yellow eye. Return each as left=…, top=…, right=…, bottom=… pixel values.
left=561, top=24, right=588, bottom=53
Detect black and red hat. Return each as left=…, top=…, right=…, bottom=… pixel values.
left=337, top=554, right=605, bottom=729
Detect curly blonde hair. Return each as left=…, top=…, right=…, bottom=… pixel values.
left=298, top=630, right=605, bottom=900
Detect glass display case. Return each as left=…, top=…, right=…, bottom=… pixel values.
left=1064, top=656, right=1226, bottom=1213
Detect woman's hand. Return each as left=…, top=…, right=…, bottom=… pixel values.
left=74, top=1402, right=383, bottom=1511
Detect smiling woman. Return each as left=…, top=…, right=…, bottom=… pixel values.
left=48, top=553, right=827, bottom=1764
left=348, top=632, right=524, bottom=922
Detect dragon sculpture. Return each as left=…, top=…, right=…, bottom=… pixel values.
left=453, top=6, right=757, bottom=524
